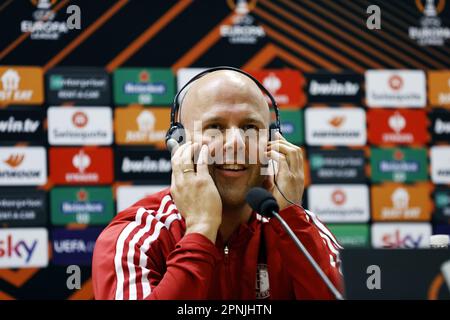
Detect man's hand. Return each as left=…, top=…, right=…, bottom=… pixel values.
left=170, top=142, right=222, bottom=243
left=264, top=132, right=305, bottom=210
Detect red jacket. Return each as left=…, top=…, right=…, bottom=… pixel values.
left=92, top=188, right=343, bottom=300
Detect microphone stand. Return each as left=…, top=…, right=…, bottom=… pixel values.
left=272, top=210, right=344, bottom=300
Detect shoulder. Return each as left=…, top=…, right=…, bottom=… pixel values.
left=111, top=187, right=184, bottom=229
left=93, top=187, right=185, bottom=265
left=92, top=188, right=183, bottom=299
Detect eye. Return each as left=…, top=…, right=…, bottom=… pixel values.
left=205, top=123, right=223, bottom=130
left=242, top=124, right=258, bottom=131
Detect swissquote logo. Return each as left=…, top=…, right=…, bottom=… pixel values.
left=365, top=70, right=426, bottom=107
left=307, top=184, right=370, bottom=223
left=72, top=111, right=88, bottom=128
left=48, top=106, right=113, bottom=145
left=331, top=189, right=346, bottom=206
left=0, top=67, right=44, bottom=104
left=0, top=228, right=48, bottom=268
left=0, top=147, right=47, bottom=186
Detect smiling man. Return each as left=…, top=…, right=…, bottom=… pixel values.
left=92, top=68, right=343, bottom=300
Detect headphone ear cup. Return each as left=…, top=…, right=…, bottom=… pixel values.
left=269, top=122, right=279, bottom=141
left=165, top=122, right=186, bottom=146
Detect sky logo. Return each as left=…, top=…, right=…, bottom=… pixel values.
left=0, top=228, right=48, bottom=268
left=372, top=223, right=431, bottom=249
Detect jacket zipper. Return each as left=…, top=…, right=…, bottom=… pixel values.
left=224, top=245, right=229, bottom=263
left=223, top=245, right=231, bottom=298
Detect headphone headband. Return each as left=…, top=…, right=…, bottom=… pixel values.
left=170, top=66, right=281, bottom=131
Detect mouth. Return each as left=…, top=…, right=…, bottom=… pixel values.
left=214, top=164, right=248, bottom=177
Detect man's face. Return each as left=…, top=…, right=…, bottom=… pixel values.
left=181, top=71, right=270, bottom=208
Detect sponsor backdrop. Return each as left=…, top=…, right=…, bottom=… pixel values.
left=0, top=0, right=449, bottom=299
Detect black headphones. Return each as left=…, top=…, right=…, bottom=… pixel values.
left=165, top=66, right=281, bottom=152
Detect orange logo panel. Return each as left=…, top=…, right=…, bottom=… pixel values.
left=0, top=67, right=44, bottom=105
left=371, top=183, right=432, bottom=221
left=115, top=106, right=170, bottom=148
left=429, top=71, right=450, bottom=107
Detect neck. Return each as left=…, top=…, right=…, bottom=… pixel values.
left=219, top=203, right=252, bottom=243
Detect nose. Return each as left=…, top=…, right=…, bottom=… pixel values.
left=223, top=127, right=245, bottom=163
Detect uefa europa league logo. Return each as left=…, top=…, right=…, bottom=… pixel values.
left=416, top=0, right=446, bottom=18
left=424, top=0, right=438, bottom=16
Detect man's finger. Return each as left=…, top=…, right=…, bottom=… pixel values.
left=171, top=142, right=193, bottom=179
left=267, top=141, right=301, bottom=170
left=179, top=142, right=197, bottom=169
left=197, top=144, right=210, bottom=176
left=275, top=131, right=287, bottom=141
left=266, top=149, right=290, bottom=173
left=171, top=142, right=190, bottom=167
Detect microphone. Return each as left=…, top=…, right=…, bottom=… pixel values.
left=246, top=187, right=344, bottom=300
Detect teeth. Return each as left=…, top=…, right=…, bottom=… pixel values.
left=220, top=164, right=245, bottom=170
